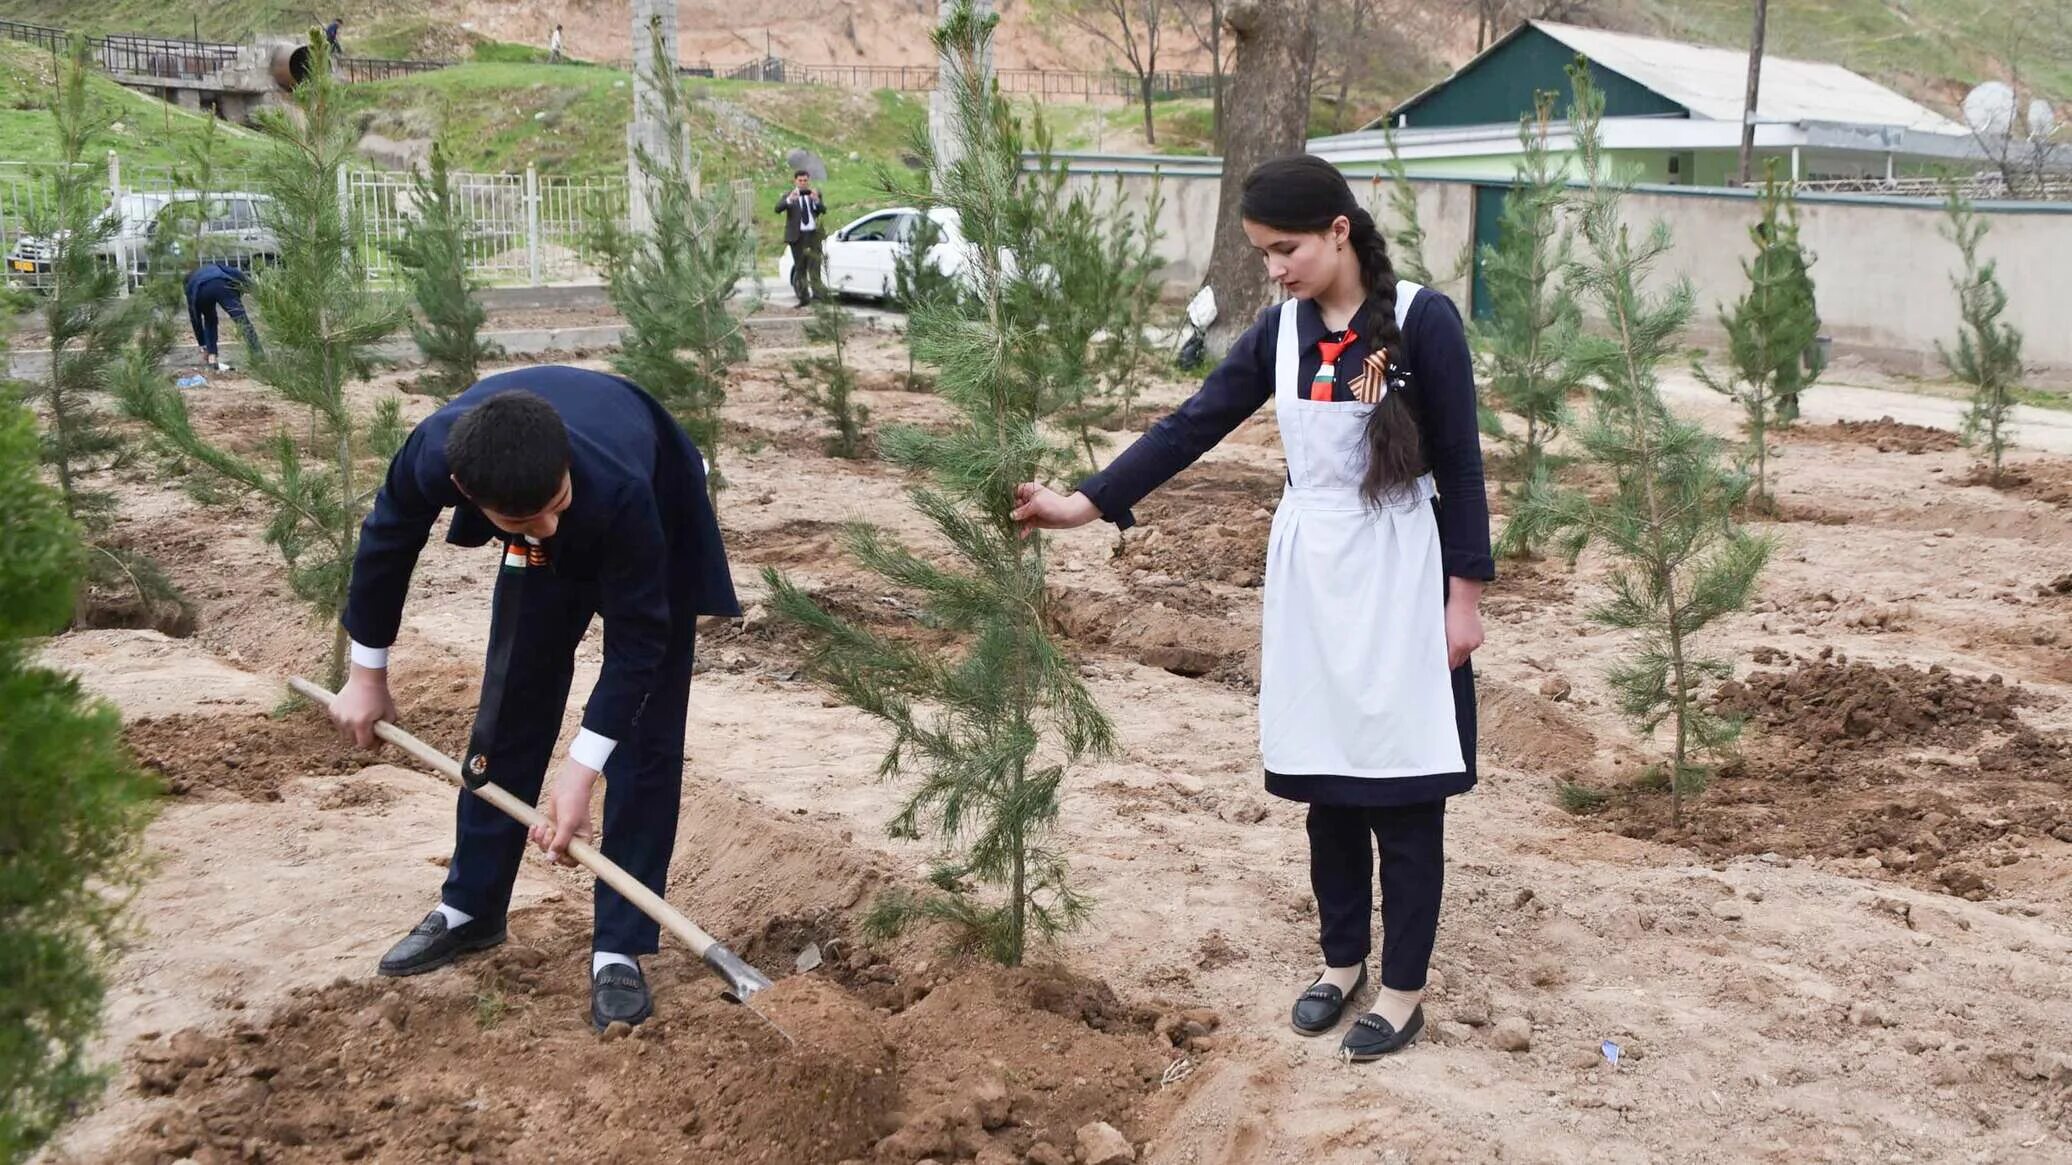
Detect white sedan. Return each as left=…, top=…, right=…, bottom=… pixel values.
left=779, top=206, right=977, bottom=302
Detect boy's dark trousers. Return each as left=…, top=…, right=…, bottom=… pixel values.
left=440, top=547, right=695, bottom=956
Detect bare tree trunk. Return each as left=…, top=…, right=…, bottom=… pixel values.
left=1201, top=0, right=1318, bottom=352
left=1330, top=0, right=1370, bottom=133
left=1737, top=0, right=1768, bottom=186
left=1141, top=73, right=1157, bottom=143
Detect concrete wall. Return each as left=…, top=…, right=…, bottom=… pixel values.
left=1064, top=161, right=2072, bottom=380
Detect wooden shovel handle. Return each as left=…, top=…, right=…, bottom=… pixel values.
left=288, top=676, right=723, bottom=960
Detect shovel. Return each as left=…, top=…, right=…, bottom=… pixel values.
left=288, top=676, right=774, bottom=1003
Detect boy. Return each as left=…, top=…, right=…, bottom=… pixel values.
left=183, top=262, right=260, bottom=373
left=327, top=366, right=738, bottom=1029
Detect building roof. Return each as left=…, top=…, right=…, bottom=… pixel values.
left=1534, top=22, right=1965, bottom=133
left=1382, top=20, right=1968, bottom=137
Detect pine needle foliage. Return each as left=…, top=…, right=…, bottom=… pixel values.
left=1507, top=64, right=1774, bottom=829
left=0, top=391, right=157, bottom=1163
left=392, top=144, right=501, bottom=399
left=1476, top=91, right=1588, bottom=556
left=24, top=37, right=191, bottom=633
left=118, top=32, right=406, bottom=688
left=1938, top=190, right=2023, bottom=486
left=783, top=293, right=870, bottom=459
left=1380, top=126, right=1436, bottom=287
left=765, top=1, right=1114, bottom=966
left=591, top=19, right=754, bottom=501
left=1695, top=163, right=1820, bottom=510
left=891, top=210, right=958, bottom=391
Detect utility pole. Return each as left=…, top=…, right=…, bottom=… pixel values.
left=1737, top=0, right=1768, bottom=186
left=629, top=0, right=680, bottom=232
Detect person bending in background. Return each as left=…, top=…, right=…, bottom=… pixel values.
left=183, top=262, right=260, bottom=374
left=326, top=367, right=739, bottom=1031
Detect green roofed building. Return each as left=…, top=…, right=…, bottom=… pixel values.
left=1310, top=20, right=1984, bottom=188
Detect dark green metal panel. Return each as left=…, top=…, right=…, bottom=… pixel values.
left=1470, top=184, right=1508, bottom=321
left=1392, top=26, right=1687, bottom=129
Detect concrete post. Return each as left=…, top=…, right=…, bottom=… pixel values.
left=628, top=0, right=679, bottom=234
left=929, top=0, right=995, bottom=186
left=525, top=164, right=542, bottom=286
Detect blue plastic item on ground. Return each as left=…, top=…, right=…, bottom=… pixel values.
left=175, top=375, right=208, bottom=389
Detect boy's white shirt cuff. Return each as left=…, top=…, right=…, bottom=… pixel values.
left=569, top=729, right=617, bottom=772
left=348, top=640, right=390, bottom=669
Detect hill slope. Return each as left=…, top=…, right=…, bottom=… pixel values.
left=0, top=41, right=271, bottom=171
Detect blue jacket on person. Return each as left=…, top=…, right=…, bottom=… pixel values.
left=341, top=366, right=740, bottom=744
left=183, top=262, right=246, bottom=307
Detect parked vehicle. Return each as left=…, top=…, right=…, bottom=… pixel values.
left=779, top=206, right=991, bottom=302
left=6, top=190, right=279, bottom=289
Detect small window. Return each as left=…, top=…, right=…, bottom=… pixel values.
left=846, top=215, right=899, bottom=243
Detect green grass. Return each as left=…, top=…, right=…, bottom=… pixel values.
left=343, top=63, right=930, bottom=257
left=0, top=41, right=271, bottom=170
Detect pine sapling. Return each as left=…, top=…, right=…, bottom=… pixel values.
left=1938, top=190, right=2023, bottom=486
left=119, top=32, right=406, bottom=687
left=1508, top=65, right=1773, bottom=828
left=1380, top=126, right=1436, bottom=286
left=23, top=37, right=190, bottom=632
left=783, top=294, right=870, bottom=458
left=0, top=390, right=156, bottom=1163
left=891, top=209, right=958, bottom=392
left=1476, top=91, right=1588, bottom=556
left=765, top=1, right=1113, bottom=966
left=592, top=19, right=754, bottom=501
left=1695, top=162, right=1822, bottom=510
left=392, top=144, right=502, bottom=398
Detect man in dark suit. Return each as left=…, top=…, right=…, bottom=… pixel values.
left=183, top=262, right=260, bottom=373
left=774, top=169, right=826, bottom=305
left=327, top=366, right=739, bottom=1030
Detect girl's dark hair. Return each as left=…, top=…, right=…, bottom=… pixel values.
left=1240, top=154, right=1423, bottom=505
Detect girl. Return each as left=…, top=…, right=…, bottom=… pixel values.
left=1011, top=154, right=1492, bottom=1061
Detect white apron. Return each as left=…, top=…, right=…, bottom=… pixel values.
left=1259, top=286, right=1465, bottom=780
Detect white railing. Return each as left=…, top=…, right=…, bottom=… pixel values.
left=1792, top=173, right=2072, bottom=201
left=0, top=155, right=668, bottom=290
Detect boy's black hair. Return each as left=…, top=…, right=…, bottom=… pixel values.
left=443, top=390, right=571, bottom=515
left=793, top=169, right=811, bottom=179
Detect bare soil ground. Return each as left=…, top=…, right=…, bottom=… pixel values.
left=35, top=330, right=2072, bottom=1164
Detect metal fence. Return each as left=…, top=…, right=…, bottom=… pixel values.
left=340, top=56, right=455, bottom=84
left=1793, top=173, right=2072, bottom=201
left=703, top=55, right=1213, bottom=100
left=0, top=17, right=242, bottom=80
left=0, top=156, right=641, bottom=290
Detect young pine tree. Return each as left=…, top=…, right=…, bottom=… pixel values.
left=0, top=391, right=157, bottom=1163
left=783, top=289, right=870, bottom=459
left=592, top=20, right=754, bottom=500
left=764, top=0, right=1113, bottom=966
left=1695, top=162, right=1821, bottom=511
left=1476, top=91, right=1588, bottom=555
left=24, top=36, right=190, bottom=633
left=1086, top=176, right=1165, bottom=433
left=1507, top=65, right=1773, bottom=829
left=120, top=31, right=406, bottom=687
left=1938, top=191, right=2023, bottom=486
left=891, top=209, right=958, bottom=392
left=391, top=144, right=502, bottom=399
left=1380, top=126, right=1437, bottom=286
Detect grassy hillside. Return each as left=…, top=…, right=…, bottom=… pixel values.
left=0, top=41, right=271, bottom=171
left=344, top=60, right=930, bottom=255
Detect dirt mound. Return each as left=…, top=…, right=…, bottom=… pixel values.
left=118, top=906, right=1173, bottom=1165
left=1966, top=461, right=2072, bottom=507
left=1115, top=462, right=1277, bottom=588
left=1714, top=649, right=2025, bottom=755
left=125, top=682, right=476, bottom=801
left=1048, top=585, right=1257, bottom=687
left=1798, top=417, right=1960, bottom=454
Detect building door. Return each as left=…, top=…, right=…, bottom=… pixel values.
left=1469, top=183, right=1508, bottom=322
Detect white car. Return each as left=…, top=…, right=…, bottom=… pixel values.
left=779, top=206, right=980, bottom=302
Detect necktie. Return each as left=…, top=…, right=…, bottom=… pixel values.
left=1312, top=331, right=1357, bottom=402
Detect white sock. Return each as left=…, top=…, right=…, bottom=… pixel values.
left=1373, top=985, right=1423, bottom=1030
left=593, top=951, right=637, bottom=977
left=435, top=903, right=474, bottom=928
left=1319, top=963, right=1363, bottom=993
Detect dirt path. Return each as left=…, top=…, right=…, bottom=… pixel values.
left=35, top=336, right=2072, bottom=1163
